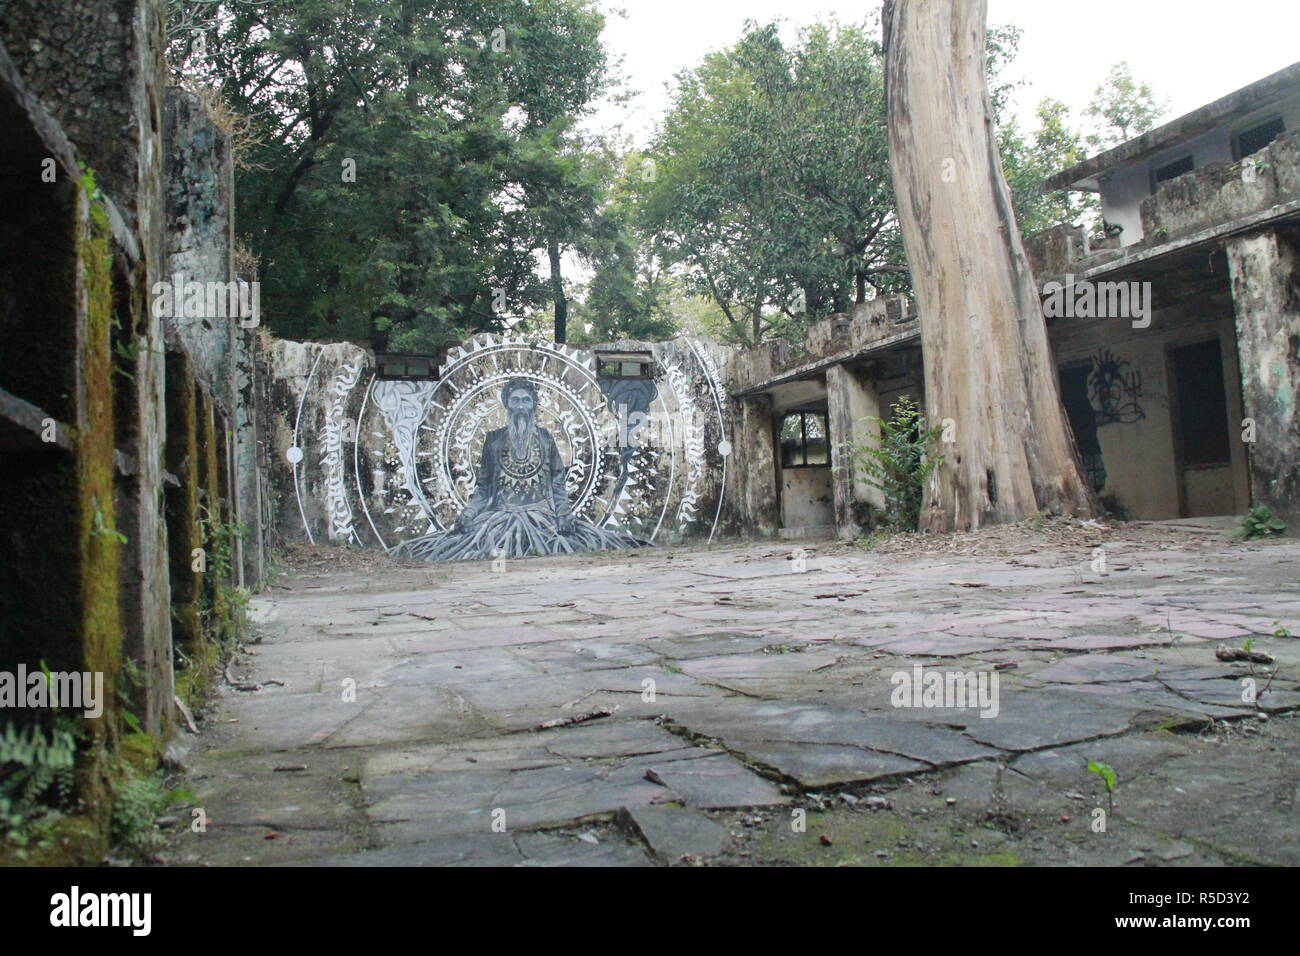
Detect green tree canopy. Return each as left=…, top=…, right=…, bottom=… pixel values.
left=1085, top=61, right=1169, bottom=150
left=169, top=0, right=611, bottom=348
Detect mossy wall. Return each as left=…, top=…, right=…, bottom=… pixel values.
left=164, top=348, right=204, bottom=714
left=75, top=187, right=126, bottom=840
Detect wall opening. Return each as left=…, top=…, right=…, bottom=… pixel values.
left=1168, top=337, right=1234, bottom=516
left=1059, top=363, right=1106, bottom=493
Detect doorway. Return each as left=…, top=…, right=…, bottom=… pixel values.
left=1167, top=338, right=1234, bottom=516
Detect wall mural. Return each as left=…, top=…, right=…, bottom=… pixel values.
left=284, top=334, right=732, bottom=559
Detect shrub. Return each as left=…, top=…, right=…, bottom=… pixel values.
left=1234, top=505, right=1286, bottom=540
left=835, top=395, right=944, bottom=532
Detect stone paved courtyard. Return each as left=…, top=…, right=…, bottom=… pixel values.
left=165, top=520, right=1300, bottom=867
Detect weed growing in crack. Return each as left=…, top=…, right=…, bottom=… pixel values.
left=1086, top=760, right=1117, bottom=814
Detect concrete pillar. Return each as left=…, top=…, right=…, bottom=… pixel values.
left=1225, top=229, right=1300, bottom=532
left=826, top=364, right=883, bottom=538
left=736, top=393, right=780, bottom=536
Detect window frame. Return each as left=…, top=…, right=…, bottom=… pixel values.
left=594, top=350, right=655, bottom=380
left=778, top=409, right=831, bottom=469
left=374, top=351, right=442, bottom=381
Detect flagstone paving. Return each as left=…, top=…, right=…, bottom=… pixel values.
left=164, top=522, right=1300, bottom=867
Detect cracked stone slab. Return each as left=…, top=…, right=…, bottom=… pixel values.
left=1038, top=635, right=1173, bottom=651
left=303, top=833, right=527, bottom=867
left=961, top=690, right=1141, bottom=752
left=512, top=830, right=654, bottom=866
left=1028, top=655, right=1161, bottom=684
left=671, top=699, right=1001, bottom=766
left=1010, top=733, right=1192, bottom=786
left=621, top=805, right=729, bottom=862
left=1161, top=678, right=1300, bottom=712
left=733, top=741, right=927, bottom=787
left=635, top=753, right=788, bottom=808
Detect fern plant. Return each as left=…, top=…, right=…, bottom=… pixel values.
left=0, top=718, right=81, bottom=852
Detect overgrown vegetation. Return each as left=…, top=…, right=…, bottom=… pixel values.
left=197, top=504, right=250, bottom=641
left=1234, top=505, right=1286, bottom=540
left=0, top=713, right=82, bottom=858
left=836, top=395, right=943, bottom=533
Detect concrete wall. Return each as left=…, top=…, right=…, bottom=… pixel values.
left=780, top=467, right=834, bottom=529
left=1099, top=92, right=1300, bottom=245
left=1047, top=284, right=1249, bottom=520
left=2, top=0, right=177, bottom=735
left=163, top=86, right=266, bottom=586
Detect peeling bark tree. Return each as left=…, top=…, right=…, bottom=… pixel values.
left=883, top=0, right=1096, bottom=531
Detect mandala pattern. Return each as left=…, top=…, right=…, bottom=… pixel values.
left=289, top=334, right=730, bottom=559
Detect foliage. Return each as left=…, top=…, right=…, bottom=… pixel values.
left=1084, top=61, right=1169, bottom=151
left=1234, top=505, right=1286, bottom=540
left=999, top=97, right=1100, bottom=236
left=634, top=18, right=1083, bottom=343
left=637, top=17, right=907, bottom=343
left=836, top=395, right=943, bottom=533
left=0, top=713, right=82, bottom=856
left=110, top=771, right=194, bottom=854
left=197, top=505, right=250, bottom=641
left=168, top=0, right=611, bottom=346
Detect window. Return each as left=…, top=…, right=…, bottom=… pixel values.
left=1151, top=155, right=1193, bottom=192
left=595, top=350, right=654, bottom=379
left=375, top=352, right=440, bottom=380
left=779, top=410, right=829, bottom=467
left=1233, top=115, right=1284, bottom=160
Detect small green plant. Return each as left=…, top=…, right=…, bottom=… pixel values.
left=110, top=771, right=193, bottom=854
left=835, top=395, right=944, bottom=533
left=1086, top=759, right=1117, bottom=814
left=1234, top=505, right=1286, bottom=540
left=90, top=508, right=127, bottom=544
left=0, top=711, right=83, bottom=857
left=1273, top=621, right=1293, bottom=638
left=197, top=505, right=246, bottom=580
left=197, top=505, right=250, bottom=643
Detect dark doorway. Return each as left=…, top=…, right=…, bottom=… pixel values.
left=1168, top=337, right=1233, bottom=516
left=1170, top=339, right=1231, bottom=466
left=1059, top=364, right=1105, bottom=493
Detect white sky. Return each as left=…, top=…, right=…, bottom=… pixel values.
left=585, top=0, right=1300, bottom=147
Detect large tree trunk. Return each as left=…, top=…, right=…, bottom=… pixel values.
left=882, top=0, right=1095, bottom=531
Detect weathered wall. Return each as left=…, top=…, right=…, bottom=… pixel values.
left=1225, top=228, right=1300, bottom=531
left=1047, top=280, right=1249, bottom=520
left=826, top=364, right=883, bottom=536
left=267, top=334, right=738, bottom=554
left=163, top=86, right=266, bottom=585
left=1140, top=130, right=1300, bottom=244
left=1, top=0, right=174, bottom=735
left=780, top=466, right=834, bottom=530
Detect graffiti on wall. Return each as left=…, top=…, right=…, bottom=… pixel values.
left=1089, top=348, right=1145, bottom=425
left=287, top=334, right=730, bottom=559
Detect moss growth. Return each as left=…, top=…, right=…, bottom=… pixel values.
left=72, top=174, right=125, bottom=847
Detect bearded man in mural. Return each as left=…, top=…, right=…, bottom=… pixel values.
left=394, top=377, right=648, bottom=560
